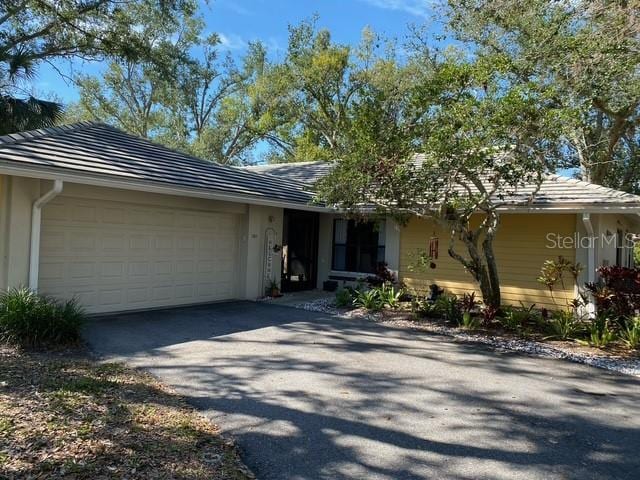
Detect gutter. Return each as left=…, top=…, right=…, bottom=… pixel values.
left=581, top=212, right=596, bottom=318
left=29, top=180, right=63, bottom=290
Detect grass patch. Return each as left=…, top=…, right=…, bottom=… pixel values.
left=0, top=346, right=253, bottom=479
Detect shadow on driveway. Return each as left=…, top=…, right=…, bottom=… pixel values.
left=85, top=301, right=640, bottom=480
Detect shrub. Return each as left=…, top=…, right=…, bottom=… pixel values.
left=335, top=288, right=353, bottom=308
left=585, top=315, right=615, bottom=348
left=353, top=288, right=385, bottom=311
left=379, top=283, right=404, bottom=309
left=481, top=304, right=499, bottom=325
left=434, top=294, right=462, bottom=323
left=459, top=311, right=481, bottom=330
left=365, top=263, right=397, bottom=287
left=584, top=266, right=640, bottom=318
left=498, top=303, right=539, bottom=332
left=0, top=288, right=85, bottom=347
left=547, top=309, right=583, bottom=340
left=411, top=297, right=437, bottom=318
left=619, top=316, right=640, bottom=350
left=460, top=292, right=480, bottom=313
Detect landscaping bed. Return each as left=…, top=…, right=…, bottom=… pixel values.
left=0, top=346, right=254, bottom=480
left=290, top=296, right=640, bottom=377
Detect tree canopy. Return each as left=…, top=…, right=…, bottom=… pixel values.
left=445, top=0, right=640, bottom=191
left=0, top=0, right=195, bottom=134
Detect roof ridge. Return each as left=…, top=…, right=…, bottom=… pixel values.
left=0, top=121, right=103, bottom=147
left=246, top=160, right=329, bottom=168
left=550, top=174, right=640, bottom=199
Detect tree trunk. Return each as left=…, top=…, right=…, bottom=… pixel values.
left=442, top=215, right=502, bottom=309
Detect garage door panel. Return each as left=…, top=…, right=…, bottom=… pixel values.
left=40, top=196, right=240, bottom=314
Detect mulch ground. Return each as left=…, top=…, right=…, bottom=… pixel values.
left=0, top=346, right=254, bottom=480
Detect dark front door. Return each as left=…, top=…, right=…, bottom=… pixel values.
left=281, top=209, right=319, bottom=292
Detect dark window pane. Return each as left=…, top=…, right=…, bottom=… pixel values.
left=333, top=245, right=346, bottom=271
left=331, top=219, right=383, bottom=273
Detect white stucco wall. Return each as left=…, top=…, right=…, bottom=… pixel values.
left=0, top=174, right=284, bottom=304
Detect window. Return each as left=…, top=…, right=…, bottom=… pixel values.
left=332, top=219, right=385, bottom=273
left=616, top=229, right=633, bottom=268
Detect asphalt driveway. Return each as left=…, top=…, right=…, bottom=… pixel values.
left=85, top=302, right=640, bottom=480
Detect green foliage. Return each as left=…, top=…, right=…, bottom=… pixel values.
left=0, top=288, right=85, bottom=347
left=378, top=283, right=404, bottom=309
left=585, top=316, right=615, bottom=349
left=547, top=310, right=583, bottom=340
left=434, top=294, right=462, bottom=323
left=335, top=288, right=353, bottom=308
left=460, top=311, right=481, bottom=330
left=1, top=0, right=194, bottom=134
left=352, top=282, right=405, bottom=311
left=353, top=288, right=385, bottom=312
left=314, top=36, right=568, bottom=309
left=537, top=257, right=583, bottom=303
left=411, top=298, right=437, bottom=319
left=446, top=0, right=640, bottom=192
left=499, top=303, right=539, bottom=332
left=619, top=316, right=640, bottom=350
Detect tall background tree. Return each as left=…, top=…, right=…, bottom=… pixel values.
left=445, top=0, right=640, bottom=192
left=0, top=0, right=194, bottom=135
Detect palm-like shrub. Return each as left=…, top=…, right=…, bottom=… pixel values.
left=619, top=316, right=640, bottom=350
left=547, top=310, right=583, bottom=340
left=0, top=288, right=85, bottom=347
left=353, top=288, right=385, bottom=312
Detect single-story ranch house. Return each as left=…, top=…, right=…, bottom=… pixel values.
left=0, top=122, right=639, bottom=314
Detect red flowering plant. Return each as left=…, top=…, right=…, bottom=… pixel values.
left=585, top=266, right=640, bottom=319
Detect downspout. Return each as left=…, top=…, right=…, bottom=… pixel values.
left=582, top=212, right=596, bottom=318
left=29, top=180, right=63, bottom=290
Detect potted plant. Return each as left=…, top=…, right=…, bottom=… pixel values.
left=267, top=279, right=281, bottom=298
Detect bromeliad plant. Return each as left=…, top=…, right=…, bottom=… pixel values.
left=353, top=288, right=385, bottom=311
left=379, top=282, right=404, bottom=309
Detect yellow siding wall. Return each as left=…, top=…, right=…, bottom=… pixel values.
left=399, top=214, right=577, bottom=310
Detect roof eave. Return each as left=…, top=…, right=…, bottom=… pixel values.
left=0, top=163, right=330, bottom=213
left=496, top=203, right=640, bottom=213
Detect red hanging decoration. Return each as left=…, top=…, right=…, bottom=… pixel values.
left=429, top=236, right=439, bottom=260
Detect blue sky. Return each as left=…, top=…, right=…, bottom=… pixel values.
left=37, top=0, right=439, bottom=104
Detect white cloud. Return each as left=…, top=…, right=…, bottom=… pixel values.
left=358, top=0, right=433, bottom=19
left=218, top=32, right=248, bottom=51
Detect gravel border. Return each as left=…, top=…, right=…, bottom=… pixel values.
left=287, top=298, right=640, bottom=377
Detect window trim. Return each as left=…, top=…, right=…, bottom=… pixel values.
left=331, top=218, right=386, bottom=274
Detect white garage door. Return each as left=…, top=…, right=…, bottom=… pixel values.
left=39, top=196, right=240, bottom=314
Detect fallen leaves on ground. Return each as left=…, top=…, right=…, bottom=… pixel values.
left=0, top=346, right=254, bottom=479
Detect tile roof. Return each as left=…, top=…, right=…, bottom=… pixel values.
left=0, top=122, right=314, bottom=206
left=244, top=160, right=640, bottom=209
left=244, top=161, right=333, bottom=185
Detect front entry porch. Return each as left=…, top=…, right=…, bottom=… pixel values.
left=281, top=209, right=319, bottom=293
